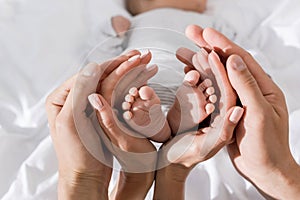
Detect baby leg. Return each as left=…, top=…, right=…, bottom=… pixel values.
left=167, top=70, right=217, bottom=134
left=122, top=86, right=171, bottom=142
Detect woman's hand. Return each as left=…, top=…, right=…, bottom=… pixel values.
left=154, top=46, right=244, bottom=200
left=185, top=25, right=300, bottom=199
left=88, top=51, right=159, bottom=200
left=45, top=51, right=146, bottom=200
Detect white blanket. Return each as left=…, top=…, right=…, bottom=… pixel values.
left=0, top=0, right=299, bottom=199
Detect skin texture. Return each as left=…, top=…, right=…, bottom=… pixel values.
left=153, top=46, right=242, bottom=200
left=46, top=50, right=158, bottom=200
left=122, top=85, right=171, bottom=142
left=45, top=57, right=129, bottom=200
left=183, top=25, right=300, bottom=199
left=88, top=51, right=159, bottom=199
left=87, top=48, right=241, bottom=199
left=167, top=70, right=217, bottom=134
left=46, top=21, right=300, bottom=199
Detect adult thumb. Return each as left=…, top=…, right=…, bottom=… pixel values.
left=227, top=55, right=267, bottom=107
left=88, top=93, right=118, bottom=134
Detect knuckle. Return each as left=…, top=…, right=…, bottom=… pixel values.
left=242, top=51, right=254, bottom=61
left=102, top=117, right=115, bottom=131
left=242, top=73, right=257, bottom=88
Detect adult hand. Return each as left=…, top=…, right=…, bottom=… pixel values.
left=185, top=25, right=300, bottom=199
left=88, top=51, right=158, bottom=199
left=45, top=52, right=138, bottom=199
left=154, top=47, right=244, bottom=199
left=45, top=50, right=153, bottom=199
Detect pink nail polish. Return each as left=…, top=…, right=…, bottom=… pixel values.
left=88, top=94, right=103, bottom=111
left=229, top=107, right=244, bottom=124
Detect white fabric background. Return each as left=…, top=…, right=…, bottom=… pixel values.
left=0, top=0, right=299, bottom=199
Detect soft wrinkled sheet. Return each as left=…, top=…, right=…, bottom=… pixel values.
left=0, top=0, right=299, bottom=199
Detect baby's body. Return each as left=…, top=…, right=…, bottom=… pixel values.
left=92, top=2, right=237, bottom=142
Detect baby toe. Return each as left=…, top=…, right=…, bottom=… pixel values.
left=198, top=79, right=213, bottom=91
left=209, top=94, right=217, bottom=103
left=123, top=111, right=133, bottom=120
left=122, top=101, right=131, bottom=110
left=205, top=87, right=215, bottom=96
left=139, top=86, right=155, bottom=100
left=125, top=94, right=135, bottom=103
left=205, top=103, right=215, bottom=114
left=129, top=87, right=138, bottom=97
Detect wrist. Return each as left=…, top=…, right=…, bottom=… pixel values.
left=253, top=157, right=300, bottom=199
left=158, top=163, right=191, bottom=183
left=154, top=164, right=191, bottom=200
left=58, top=170, right=110, bottom=200
left=167, top=101, right=182, bottom=134
left=113, top=171, right=154, bottom=200
left=275, top=160, right=300, bottom=199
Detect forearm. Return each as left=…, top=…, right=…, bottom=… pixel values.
left=254, top=158, right=300, bottom=200
left=153, top=164, right=191, bottom=200
left=111, top=171, right=155, bottom=200
left=58, top=171, right=110, bottom=200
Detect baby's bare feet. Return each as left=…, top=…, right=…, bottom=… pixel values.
left=167, top=70, right=217, bottom=134
left=122, top=86, right=171, bottom=142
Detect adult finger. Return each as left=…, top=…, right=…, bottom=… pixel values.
left=45, top=75, right=77, bottom=130
left=226, top=55, right=268, bottom=108
left=98, top=53, right=137, bottom=83
left=61, top=63, right=104, bottom=120
left=161, top=106, right=243, bottom=167
left=101, top=54, right=152, bottom=103
left=88, top=93, right=158, bottom=172
left=112, top=64, right=158, bottom=107
left=185, top=25, right=211, bottom=49
left=198, top=106, right=244, bottom=160
left=176, top=47, right=210, bottom=78
left=186, top=25, right=276, bottom=95
left=176, top=47, right=196, bottom=67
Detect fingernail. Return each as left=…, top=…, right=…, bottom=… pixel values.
left=229, top=107, right=244, bottom=124
left=140, top=49, right=150, bottom=59
left=83, top=63, right=98, bottom=77
left=128, top=55, right=140, bottom=62
left=231, top=56, right=246, bottom=71
left=88, top=94, right=103, bottom=111
left=146, top=64, right=157, bottom=70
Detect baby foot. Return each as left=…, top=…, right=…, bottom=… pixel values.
left=167, top=70, right=217, bottom=134
left=122, top=86, right=171, bottom=142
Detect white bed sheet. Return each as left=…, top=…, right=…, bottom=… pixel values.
left=0, top=0, right=299, bottom=199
